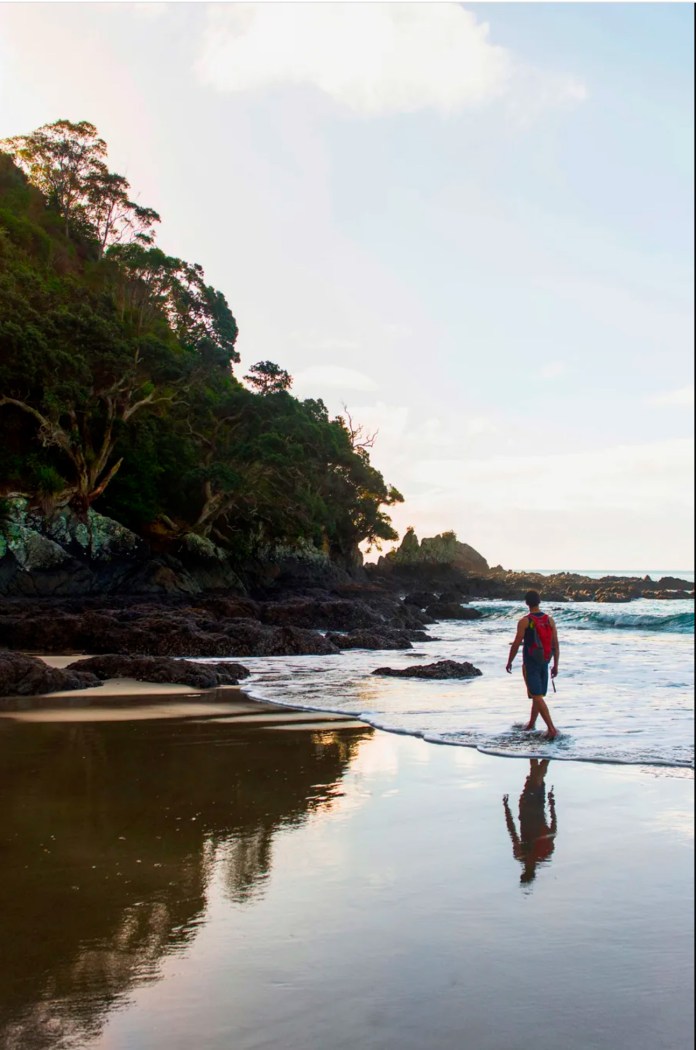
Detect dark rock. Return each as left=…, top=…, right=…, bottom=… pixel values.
left=261, top=599, right=383, bottom=631
left=258, top=626, right=339, bottom=656
left=372, top=659, right=482, bottom=679
left=326, top=629, right=413, bottom=651
left=594, top=589, right=632, bottom=603
left=438, top=590, right=469, bottom=603
left=0, top=604, right=339, bottom=659
left=402, top=591, right=437, bottom=608
left=0, top=652, right=101, bottom=698
left=425, top=603, right=482, bottom=620
left=66, top=655, right=250, bottom=689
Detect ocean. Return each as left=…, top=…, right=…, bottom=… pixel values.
left=226, top=587, right=694, bottom=774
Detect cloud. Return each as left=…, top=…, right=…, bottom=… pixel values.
left=648, top=386, right=694, bottom=408
left=293, top=365, right=379, bottom=395
left=505, top=64, right=589, bottom=126
left=197, top=4, right=516, bottom=116
left=408, top=438, right=694, bottom=515
left=538, top=361, right=566, bottom=381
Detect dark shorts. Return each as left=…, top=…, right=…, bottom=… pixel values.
left=524, top=659, right=549, bottom=697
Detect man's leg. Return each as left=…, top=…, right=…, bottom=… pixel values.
left=522, top=666, right=538, bottom=730
left=532, top=694, right=557, bottom=739
left=524, top=700, right=539, bottom=731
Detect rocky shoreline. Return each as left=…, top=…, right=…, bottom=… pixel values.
left=1, top=507, right=691, bottom=701
left=0, top=564, right=691, bottom=699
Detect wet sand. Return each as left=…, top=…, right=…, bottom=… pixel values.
left=3, top=654, right=368, bottom=727
left=0, top=678, right=692, bottom=1050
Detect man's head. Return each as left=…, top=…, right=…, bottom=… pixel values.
left=525, top=590, right=541, bottom=609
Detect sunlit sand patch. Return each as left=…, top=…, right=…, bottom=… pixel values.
left=1, top=700, right=264, bottom=723
left=201, top=711, right=357, bottom=725
left=32, top=654, right=92, bottom=669
left=265, top=720, right=368, bottom=731
left=36, top=678, right=204, bottom=699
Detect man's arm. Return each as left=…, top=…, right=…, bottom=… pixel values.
left=550, top=617, right=560, bottom=677
left=506, top=617, right=527, bottom=673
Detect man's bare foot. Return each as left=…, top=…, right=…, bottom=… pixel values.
left=544, top=729, right=558, bottom=741
left=524, top=722, right=537, bottom=731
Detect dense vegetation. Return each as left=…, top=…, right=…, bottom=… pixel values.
left=0, top=121, right=402, bottom=566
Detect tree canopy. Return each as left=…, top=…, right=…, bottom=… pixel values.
left=0, top=121, right=402, bottom=565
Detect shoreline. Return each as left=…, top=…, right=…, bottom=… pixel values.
left=1, top=653, right=692, bottom=776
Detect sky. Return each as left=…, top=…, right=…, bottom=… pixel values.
left=0, top=1, right=693, bottom=570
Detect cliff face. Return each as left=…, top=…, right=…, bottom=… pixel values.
left=0, top=500, right=245, bottom=597
left=0, top=501, right=366, bottom=598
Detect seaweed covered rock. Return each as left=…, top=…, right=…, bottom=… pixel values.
left=372, top=659, right=482, bottom=679
left=0, top=652, right=100, bottom=698
left=66, top=655, right=249, bottom=689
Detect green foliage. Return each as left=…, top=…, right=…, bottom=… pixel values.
left=244, top=360, right=293, bottom=394
left=0, top=122, right=402, bottom=566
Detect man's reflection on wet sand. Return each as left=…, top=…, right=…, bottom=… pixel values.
left=503, top=758, right=557, bottom=886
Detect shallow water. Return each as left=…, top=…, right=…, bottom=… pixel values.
left=234, top=598, right=695, bottom=771
left=0, top=719, right=692, bottom=1050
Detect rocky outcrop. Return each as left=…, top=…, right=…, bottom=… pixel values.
left=380, top=566, right=693, bottom=604
left=260, top=598, right=384, bottom=631
left=378, top=529, right=489, bottom=574
left=0, top=602, right=341, bottom=658
left=0, top=652, right=100, bottom=698
left=66, top=655, right=250, bottom=689
left=372, top=659, right=482, bottom=679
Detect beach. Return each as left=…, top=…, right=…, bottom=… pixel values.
left=0, top=675, right=692, bottom=1050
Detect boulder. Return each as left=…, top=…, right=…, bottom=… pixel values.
left=438, top=589, right=469, bottom=603
left=258, top=626, right=340, bottom=656
left=371, top=659, right=482, bottom=679
left=402, top=591, right=438, bottom=609
left=66, top=655, right=249, bottom=689
left=0, top=651, right=101, bottom=698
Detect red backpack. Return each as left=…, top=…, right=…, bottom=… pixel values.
left=526, top=613, right=554, bottom=663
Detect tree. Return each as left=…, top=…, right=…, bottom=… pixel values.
left=85, top=168, right=160, bottom=258
left=108, top=243, right=239, bottom=368
left=2, top=120, right=106, bottom=240
left=0, top=135, right=404, bottom=562
left=0, top=244, right=176, bottom=511
left=244, top=361, right=293, bottom=395
left=1, top=119, right=160, bottom=254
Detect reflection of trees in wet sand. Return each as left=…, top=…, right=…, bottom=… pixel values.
left=0, top=718, right=371, bottom=1049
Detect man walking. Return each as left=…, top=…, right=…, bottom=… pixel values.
left=506, top=590, right=559, bottom=740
